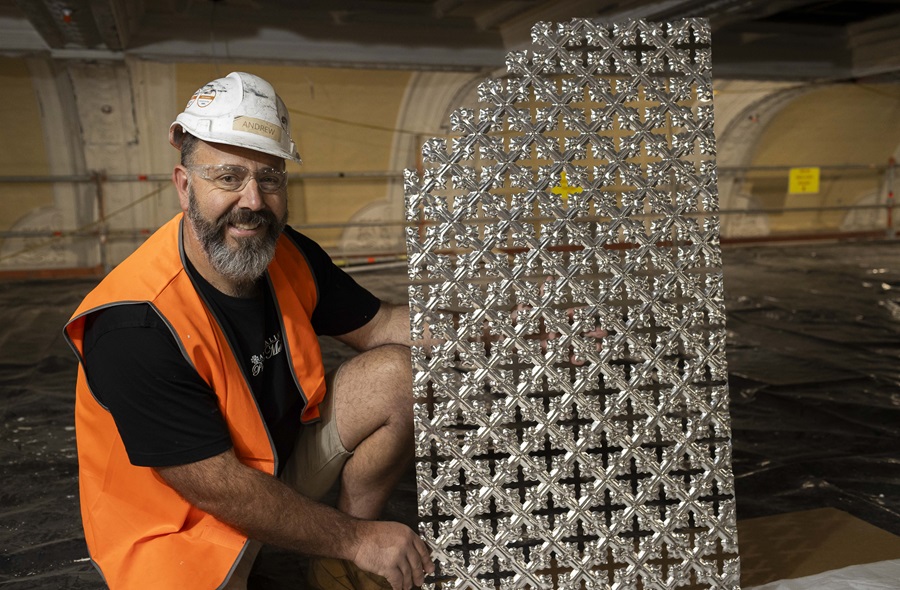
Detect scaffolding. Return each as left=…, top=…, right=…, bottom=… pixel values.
left=0, top=161, right=895, bottom=279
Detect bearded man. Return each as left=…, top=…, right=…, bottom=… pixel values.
left=65, top=72, right=434, bottom=590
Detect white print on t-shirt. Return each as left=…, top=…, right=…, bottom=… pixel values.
left=250, top=333, right=284, bottom=376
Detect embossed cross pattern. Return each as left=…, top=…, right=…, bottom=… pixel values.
left=405, top=18, right=740, bottom=590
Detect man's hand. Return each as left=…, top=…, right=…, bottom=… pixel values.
left=351, top=520, right=435, bottom=590
left=157, top=449, right=434, bottom=589
left=510, top=276, right=607, bottom=365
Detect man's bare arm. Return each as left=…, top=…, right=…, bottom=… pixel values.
left=334, top=302, right=421, bottom=352
left=156, top=449, right=432, bottom=590
left=336, top=298, right=606, bottom=364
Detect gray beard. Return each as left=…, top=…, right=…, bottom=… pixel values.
left=186, top=186, right=287, bottom=289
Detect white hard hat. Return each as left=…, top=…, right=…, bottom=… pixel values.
left=169, top=71, right=301, bottom=163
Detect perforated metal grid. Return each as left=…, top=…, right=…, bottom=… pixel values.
left=405, top=18, right=740, bottom=590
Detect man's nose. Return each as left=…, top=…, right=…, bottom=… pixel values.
left=237, top=177, right=265, bottom=210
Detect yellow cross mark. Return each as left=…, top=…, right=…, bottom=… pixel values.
left=551, top=171, right=583, bottom=202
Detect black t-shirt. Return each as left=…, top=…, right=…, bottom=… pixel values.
left=81, top=226, right=380, bottom=471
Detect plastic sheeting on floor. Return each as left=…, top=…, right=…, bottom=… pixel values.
left=746, top=558, right=900, bottom=590
left=1, top=240, right=899, bottom=589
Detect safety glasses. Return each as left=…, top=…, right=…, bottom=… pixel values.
left=187, top=164, right=288, bottom=193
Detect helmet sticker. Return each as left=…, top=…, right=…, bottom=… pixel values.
left=233, top=116, right=283, bottom=141
left=186, top=92, right=198, bottom=108
left=196, top=90, right=217, bottom=108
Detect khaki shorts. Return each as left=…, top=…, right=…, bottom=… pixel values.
left=224, top=370, right=352, bottom=589
left=282, top=369, right=353, bottom=501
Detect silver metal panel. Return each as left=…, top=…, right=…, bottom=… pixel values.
left=405, top=18, right=740, bottom=590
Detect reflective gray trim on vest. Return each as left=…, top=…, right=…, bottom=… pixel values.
left=215, top=538, right=251, bottom=590
left=63, top=300, right=185, bottom=412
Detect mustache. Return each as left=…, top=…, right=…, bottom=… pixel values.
left=216, top=208, right=279, bottom=231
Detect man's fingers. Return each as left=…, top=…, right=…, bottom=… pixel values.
left=391, top=557, right=425, bottom=590
left=353, top=522, right=434, bottom=590
left=406, top=539, right=431, bottom=587
left=414, top=537, right=435, bottom=573
left=386, top=568, right=404, bottom=590
left=411, top=560, right=426, bottom=587
left=397, top=560, right=413, bottom=590
left=539, top=275, right=552, bottom=297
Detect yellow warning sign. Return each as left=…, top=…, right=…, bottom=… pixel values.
left=788, top=167, right=820, bottom=194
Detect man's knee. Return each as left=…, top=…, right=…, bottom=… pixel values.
left=336, top=344, right=413, bottom=419
left=332, top=344, right=414, bottom=453
left=356, top=344, right=412, bottom=388
left=374, top=343, right=412, bottom=369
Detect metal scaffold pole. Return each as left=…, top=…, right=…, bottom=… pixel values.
left=887, top=157, right=896, bottom=238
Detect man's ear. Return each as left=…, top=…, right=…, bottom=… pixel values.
left=173, top=166, right=190, bottom=213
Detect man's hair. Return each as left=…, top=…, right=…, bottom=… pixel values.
left=180, top=131, right=200, bottom=166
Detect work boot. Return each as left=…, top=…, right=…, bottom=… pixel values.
left=306, top=557, right=391, bottom=590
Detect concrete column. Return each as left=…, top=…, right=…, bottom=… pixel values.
left=9, top=58, right=94, bottom=269
left=127, top=58, right=179, bottom=228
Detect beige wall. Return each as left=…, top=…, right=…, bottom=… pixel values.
left=748, top=84, right=900, bottom=233
left=0, top=58, right=54, bottom=250
left=3, top=56, right=899, bottom=270
left=176, top=64, right=412, bottom=249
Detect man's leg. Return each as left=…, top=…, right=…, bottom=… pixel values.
left=227, top=344, right=413, bottom=589
left=329, top=344, right=414, bottom=519
left=295, top=344, right=414, bottom=590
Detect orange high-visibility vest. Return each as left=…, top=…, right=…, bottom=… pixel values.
left=64, top=214, right=326, bottom=589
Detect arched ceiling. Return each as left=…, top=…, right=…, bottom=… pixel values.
left=1, top=0, right=899, bottom=81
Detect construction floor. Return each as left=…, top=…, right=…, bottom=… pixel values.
left=2, top=239, right=899, bottom=588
